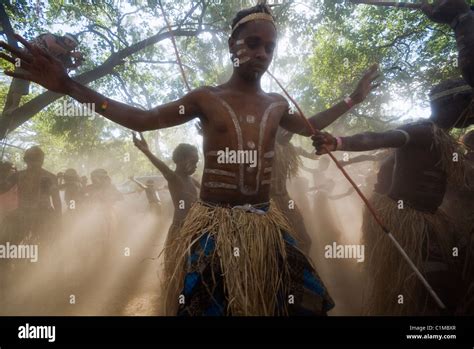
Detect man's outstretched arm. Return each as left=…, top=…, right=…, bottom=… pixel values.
left=279, top=64, right=380, bottom=136
left=312, top=129, right=410, bottom=154
left=0, top=34, right=202, bottom=132
left=133, top=133, right=176, bottom=181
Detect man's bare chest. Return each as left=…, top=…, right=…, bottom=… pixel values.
left=201, top=93, right=287, bottom=143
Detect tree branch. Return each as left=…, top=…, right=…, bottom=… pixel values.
left=376, top=29, right=421, bottom=50
left=0, top=28, right=209, bottom=139
left=0, top=3, right=18, bottom=49
left=129, top=58, right=193, bottom=70
left=112, top=72, right=144, bottom=109
left=84, top=26, right=116, bottom=52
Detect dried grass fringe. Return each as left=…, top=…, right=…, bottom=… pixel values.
left=274, top=141, right=301, bottom=181
left=362, top=193, right=453, bottom=315
left=161, top=200, right=296, bottom=316
left=433, top=124, right=469, bottom=188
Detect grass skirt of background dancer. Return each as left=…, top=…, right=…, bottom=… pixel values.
left=161, top=200, right=334, bottom=316
left=272, top=193, right=312, bottom=256
left=270, top=141, right=312, bottom=255
left=361, top=192, right=456, bottom=315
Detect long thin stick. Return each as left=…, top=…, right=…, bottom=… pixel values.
left=159, top=1, right=191, bottom=92
left=350, top=0, right=422, bottom=9
left=267, top=70, right=446, bottom=311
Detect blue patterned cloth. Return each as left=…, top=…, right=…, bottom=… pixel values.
left=177, top=223, right=335, bottom=316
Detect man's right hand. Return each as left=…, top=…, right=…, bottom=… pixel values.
left=133, top=132, right=150, bottom=153
left=312, top=132, right=338, bottom=155
left=421, top=0, right=470, bottom=25
left=0, top=34, right=71, bottom=94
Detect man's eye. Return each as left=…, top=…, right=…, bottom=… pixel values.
left=265, top=44, right=275, bottom=54
left=246, top=40, right=260, bottom=49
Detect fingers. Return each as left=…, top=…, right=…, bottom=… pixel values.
left=314, top=144, right=330, bottom=155
left=311, top=132, right=337, bottom=154
left=0, top=41, right=32, bottom=63
left=311, top=135, right=327, bottom=150
left=370, top=82, right=381, bottom=91
left=0, top=52, right=33, bottom=72
left=368, top=63, right=379, bottom=72
left=14, top=34, right=55, bottom=63
left=0, top=52, right=16, bottom=64
left=4, top=69, right=32, bottom=80
left=14, top=34, right=34, bottom=52
left=364, top=63, right=379, bottom=77
left=365, top=63, right=379, bottom=76
left=370, top=72, right=380, bottom=80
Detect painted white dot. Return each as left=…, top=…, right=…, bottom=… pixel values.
left=247, top=141, right=255, bottom=149
left=246, top=115, right=255, bottom=123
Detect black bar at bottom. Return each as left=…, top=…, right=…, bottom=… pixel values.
left=0, top=316, right=472, bottom=347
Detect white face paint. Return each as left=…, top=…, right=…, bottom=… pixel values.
left=234, top=40, right=251, bottom=65
left=235, top=47, right=250, bottom=65
left=239, top=56, right=250, bottom=64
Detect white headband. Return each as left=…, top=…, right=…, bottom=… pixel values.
left=430, top=85, right=473, bottom=102
left=64, top=34, right=79, bottom=46
left=231, top=13, right=276, bottom=36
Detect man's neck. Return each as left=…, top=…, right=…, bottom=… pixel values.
left=226, top=71, right=263, bottom=94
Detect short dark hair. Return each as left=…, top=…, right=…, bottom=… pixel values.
left=231, top=2, right=275, bottom=39
left=172, top=143, right=198, bottom=164
left=91, top=168, right=108, bottom=178
left=24, top=146, right=44, bottom=162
